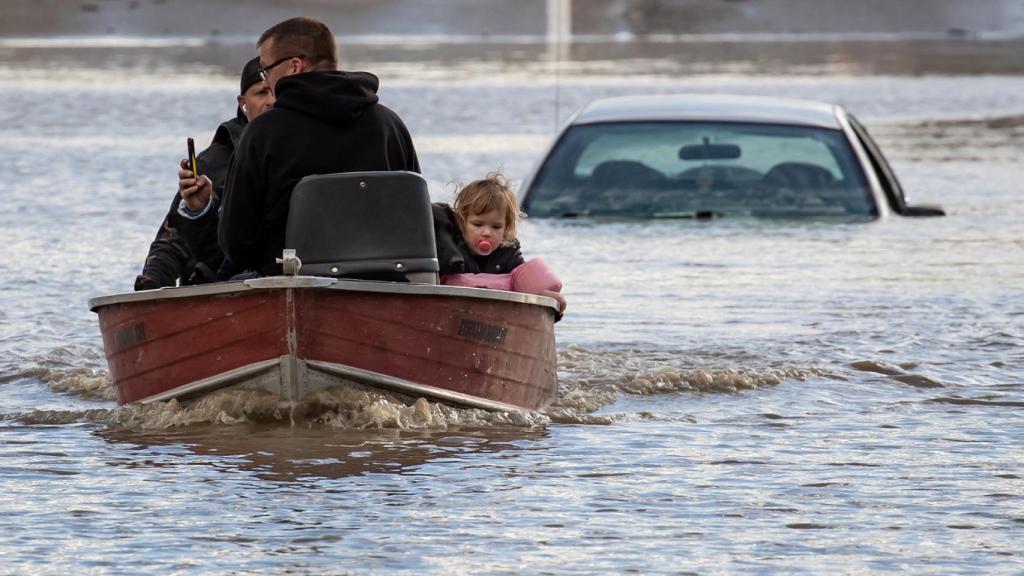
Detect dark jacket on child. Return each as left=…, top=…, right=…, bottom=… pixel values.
left=431, top=203, right=524, bottom=275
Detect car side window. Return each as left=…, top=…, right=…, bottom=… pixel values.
left=847, top=115, right=907, bottom=212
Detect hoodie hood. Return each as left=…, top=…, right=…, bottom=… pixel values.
left=213, top=114, right=247, bottom=148
left=272, top=70, right=380, bottom=124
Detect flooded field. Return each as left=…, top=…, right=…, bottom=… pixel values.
left=0, top=38, right=1022, bottom=574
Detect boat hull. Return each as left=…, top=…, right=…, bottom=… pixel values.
left=91, top=277, right=559, bottom=412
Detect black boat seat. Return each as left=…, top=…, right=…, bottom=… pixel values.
left=284, top=171, right=439, bottom=283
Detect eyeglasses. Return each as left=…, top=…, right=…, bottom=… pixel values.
left=258, top=54, right=305, bottom=82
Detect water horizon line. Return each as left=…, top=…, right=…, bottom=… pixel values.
left=2, top=29, right=1023, bottom=49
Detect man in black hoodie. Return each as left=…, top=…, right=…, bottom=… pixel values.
left=134, top=57, right=274, bottom=290
left=219, top=17, right=420, bottom=276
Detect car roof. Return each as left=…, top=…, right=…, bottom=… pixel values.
left=572, top=94, right=844, bottom=130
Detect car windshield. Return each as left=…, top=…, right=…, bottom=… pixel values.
left=524, top=121, right=876, bottom=219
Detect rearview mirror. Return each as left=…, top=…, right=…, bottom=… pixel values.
left=679, top=143, right=741, bottom=161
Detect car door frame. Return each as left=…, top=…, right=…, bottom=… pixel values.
left=844, top=112, right=912, bottom=214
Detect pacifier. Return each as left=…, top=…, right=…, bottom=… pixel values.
left=476, top=240, right=494, bottom=255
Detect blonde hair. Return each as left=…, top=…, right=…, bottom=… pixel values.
left=453, top=170, right=523, bottom=244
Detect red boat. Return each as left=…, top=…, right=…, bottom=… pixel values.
left=90, top=171, right=560, bottom=412
left=89, top=277, right=559, bottom=411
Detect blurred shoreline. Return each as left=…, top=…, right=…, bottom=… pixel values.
left=3, top=37, right=1024, bottom=79
left=2, top=0, right=1024, bottom=77
left=2, top=0, right=1023, bottom=40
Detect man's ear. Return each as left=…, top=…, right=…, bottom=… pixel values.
left=236, top=95, right=245, bottom=108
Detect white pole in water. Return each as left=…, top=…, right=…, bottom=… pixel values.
left=547, top=0, right=571, bottom=131
left=547, top=0, right=571, bottom=46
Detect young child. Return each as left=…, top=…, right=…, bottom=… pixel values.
left=432, top=171, right=566, bottom=311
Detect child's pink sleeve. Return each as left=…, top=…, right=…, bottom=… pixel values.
left=511, top=258, right=562, bottom=294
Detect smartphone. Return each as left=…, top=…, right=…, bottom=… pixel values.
left=187, top=137, right=200, bottom=178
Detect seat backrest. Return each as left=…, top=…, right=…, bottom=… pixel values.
left=762, top=162, right=837, bottom=191
left=285, top=171, right=439, bottom=283
left=590, top=160, right=668, bottom=189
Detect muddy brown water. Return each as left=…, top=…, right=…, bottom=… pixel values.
left=0, top=39, right=1022, bottom=574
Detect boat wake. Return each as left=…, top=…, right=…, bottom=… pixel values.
left=15, top=385, right=549, bottom=431
left=15, top=344, right=829, bottom=430
left=552, top=344, right=831, bottom=415
left=2, top=345, right=113, bottom=401
left=39, top=365, right=115, bottom=401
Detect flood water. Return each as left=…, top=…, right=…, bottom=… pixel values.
left=1, top=38, right=1023, bottom=574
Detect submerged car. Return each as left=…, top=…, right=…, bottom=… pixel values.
left=520, top=94, right=944, bottom=219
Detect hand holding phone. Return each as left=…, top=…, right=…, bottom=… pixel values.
left=180, top=138, right=211, bottom=212
left=187, top=137, right=200, bottom=178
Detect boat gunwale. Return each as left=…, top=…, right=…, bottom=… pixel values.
left=88, top=276, right=561, bottom=312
